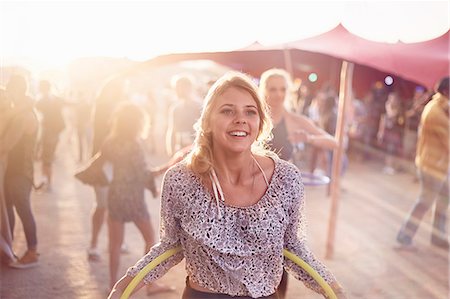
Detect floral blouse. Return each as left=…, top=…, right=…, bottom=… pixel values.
left=127, top=157, right=336, bottom=298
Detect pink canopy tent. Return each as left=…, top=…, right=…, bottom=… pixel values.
left=282, top=23, right=449, bottom=90
left=134, top=23, right=449, bottom=93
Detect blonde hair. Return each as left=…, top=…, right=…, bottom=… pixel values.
left=186, top=71, right=273, bottom=177
left=259, top=68, right=293, bottom=100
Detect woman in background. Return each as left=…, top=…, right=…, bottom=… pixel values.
left=101, top=102, right=173, bottom=295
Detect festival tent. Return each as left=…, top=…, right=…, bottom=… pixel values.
left=281, top=23, right=449, bottom=90
left=134, top=23, right=449, bottom=94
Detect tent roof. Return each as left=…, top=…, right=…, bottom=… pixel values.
left=135, top=24, right=449, bottom=90
left=282, top=24, right=449, bottom=89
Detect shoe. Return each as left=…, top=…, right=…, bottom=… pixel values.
left=382, top=166, right=396, bottom=175
left=396, top=231, right=412, bottom=245
left=120, top=243, right=129, bottom=254
left=431, top=238, right=449, bottom=250
left=87, top=248, right=101, bottom=261
left=395, top=232, right=416, bottom=251
left=9, top=250, right=39, bottom=269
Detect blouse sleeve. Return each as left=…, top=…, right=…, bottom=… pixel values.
left=126, top=167, right=184, bottom=284
left=283, top=166, right=336, bottom=295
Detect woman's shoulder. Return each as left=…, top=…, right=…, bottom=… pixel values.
left=272, top=155, right=300, bottom=174
left=164, top=161, right=198, bottom=182
left=257, top=154, right=301, bottom=182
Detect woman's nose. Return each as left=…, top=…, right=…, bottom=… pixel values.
left=234, top=112, right=247, bottom=124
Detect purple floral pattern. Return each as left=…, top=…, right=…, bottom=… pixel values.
left=127, top=157, right=335, bottom=297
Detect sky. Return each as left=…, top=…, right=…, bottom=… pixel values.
left=1, top=0, right=449, bottom=71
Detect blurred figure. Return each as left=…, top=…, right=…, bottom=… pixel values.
left=101, top=103, right=173, bottom=293
left=259, top=69, right=337, bottom=161
left=377, top=92, right=404, bottom=175
left=88, top=77, right=127, bottom=261
left=403, top=86, right=430, bottom=160
left=0, top=87, right=16, bottom=263
left=165, top=74, right=202, bottom=156
left=75, top=92, right=92, bottom=163
left=259, top=69, right=337, bottom=299
left=295, top=81, right=314, bottom=116
left=317, top=94, right=340, bottom=177
left=396, top=77, right=449, bottom=250
left=2, top=75, right=39, bottom=268
left=143, top=89, right=158, bottom=154
left=35, top=80, right=66, bottom=190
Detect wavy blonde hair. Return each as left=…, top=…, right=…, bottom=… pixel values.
left=186, top=71, right=273, bottom=177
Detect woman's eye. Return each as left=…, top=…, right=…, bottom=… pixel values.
left=246, top=110, right=258, bottom=116
left=221, top=109, right=233, bottom=115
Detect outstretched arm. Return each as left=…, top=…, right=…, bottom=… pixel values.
left=288, top=113, right=338, bottom=150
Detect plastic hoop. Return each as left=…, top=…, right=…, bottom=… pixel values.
left=120, top=247, right=182, bottom=299
left=120, top=246, right=336, bottom=299
left=283, top=249, right=337, bottom=299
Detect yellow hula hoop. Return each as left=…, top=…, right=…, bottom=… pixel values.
left=120, top=246, right=182, bottom=299
left=120, top=247, right=336, bottom=299
left=283, top=249, right=337, bottom=299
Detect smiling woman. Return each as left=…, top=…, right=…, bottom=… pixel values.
left=107, top=71, right=347, bottom=299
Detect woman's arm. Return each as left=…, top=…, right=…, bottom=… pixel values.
left=287, top=112, right=338, bottom=150
left=377, top=114, right=386, bottom=144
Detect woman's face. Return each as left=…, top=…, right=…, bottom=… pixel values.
left=264, top=75, right=287, bottom=108
left=209, top=86, right=260, bottom=155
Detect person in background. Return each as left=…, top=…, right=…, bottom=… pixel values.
left=87, top=77, right=127, bottom=261
left=396, top=77, right=449, bottom=250
left=1, top=75, right=39, bottom=268
left=101, top=102, right=174, bottom=294
left=165, top=74, right=202, bottom=156
left=75, top=91, right=92, bottom=163
left=108, top=71, right=346, bottom=299
left=259, top=69, right=337, bottom=161
left=0, top=87, right=16, bottom=263
left=377, top=92, right=404, bottom=175
left=259, top=68, right=338, bottom=298
left=403, top=86, right=430, bottom=161
left=35, top=80, right=66, bottom=191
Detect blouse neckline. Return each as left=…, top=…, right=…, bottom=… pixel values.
left=201, top=156, right=278, bottom=211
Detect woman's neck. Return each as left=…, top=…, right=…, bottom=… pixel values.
left=212, top=151, right=254, bottom=185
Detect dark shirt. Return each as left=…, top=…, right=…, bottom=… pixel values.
left=270, top=118, right=293, bottom=161
left=36, top=96, right=65, bottom=134
left=5, top=108, right=38, bottom=181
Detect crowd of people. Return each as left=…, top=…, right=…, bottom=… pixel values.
left=0, top=67, right=448, bottom=298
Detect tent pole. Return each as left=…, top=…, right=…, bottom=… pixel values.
left=283, top=46, right=294, bottom=77
left=325, top=60, right=354, bottom=259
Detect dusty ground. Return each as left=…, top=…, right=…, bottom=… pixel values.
left=0, top=137, right=448, bottom=299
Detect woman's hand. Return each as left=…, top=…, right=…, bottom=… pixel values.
left=290, top=129, right=309, bottom=144
left=329, top=281, right=348, bottom=299
left=107, top=288, right=121, bottom=299
left=107, top=275, right=136, bottom=299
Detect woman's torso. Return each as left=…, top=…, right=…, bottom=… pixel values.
left=102, top=138, right=150, bottom=222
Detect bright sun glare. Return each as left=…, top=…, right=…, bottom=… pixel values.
left=0, top=1, right=449, bottom=71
